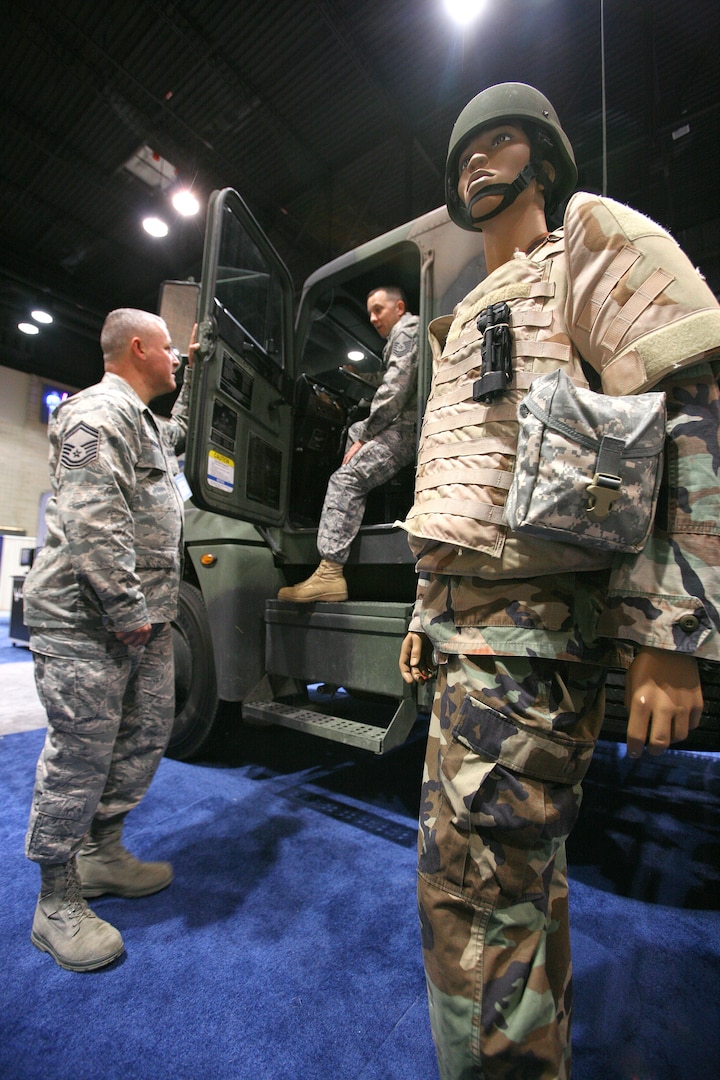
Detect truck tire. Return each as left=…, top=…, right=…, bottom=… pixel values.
left=166, top=581, right=219, bottom=760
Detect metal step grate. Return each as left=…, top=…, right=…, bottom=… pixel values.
left=242, top=698, right=417, bottom=754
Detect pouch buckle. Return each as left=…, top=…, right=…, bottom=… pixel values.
left=586, top=472, right=622, bottom=521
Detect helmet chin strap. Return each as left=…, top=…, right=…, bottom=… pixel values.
left=466, top=162, right=544, bottom=226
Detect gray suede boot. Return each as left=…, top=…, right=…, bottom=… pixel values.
left=31, top=860, right=125, bottom=972
left=277, top=559, right=348, bottom=602
left=77, top=814, right=173, bottom=898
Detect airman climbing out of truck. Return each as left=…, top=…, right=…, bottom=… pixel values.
left=277, top=286, right=419, bottom=604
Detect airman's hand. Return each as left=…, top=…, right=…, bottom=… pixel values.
left=116, top=623, right=152, bottom=648
left=187, top=322, right=199, bottom=368
left=342, top=440, right=364, bottom=465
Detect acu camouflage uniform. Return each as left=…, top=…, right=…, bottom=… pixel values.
left=403, top=193, right=720, bottom=1078
left=318, top=311, right=419, bottom=564
left=24, top=369, right=191, bottom=865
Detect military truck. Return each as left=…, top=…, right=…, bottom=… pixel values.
left=162, top=188, right=720, bottom=761
left=160, top=188, right=489, bottom=760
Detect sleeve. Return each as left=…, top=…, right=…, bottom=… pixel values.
left=355, top=318, right=419, bottom=442
left=54, top=399, right=150, bottom=632
left=408, top=571, right=431, bottom=634
left=160, top=362, right=193, bottom=456
left=563, top=195, right=720, bottom=662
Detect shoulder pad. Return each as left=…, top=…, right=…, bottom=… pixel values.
left=564, top=192, right=720, bottom=394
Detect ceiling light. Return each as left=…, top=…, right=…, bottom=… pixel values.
left=347, top=350, right=364, bottom=362
left=444, top=0, right=487, bottom=25
left=143, top=216, right=169, bottom=238
left=172, top=189, right=200, bottom=216
left=18, top=322, right=40, bottom=335
left=31, top=309, right=53, bottom=324
left=124, top=145, right=178, bottom=190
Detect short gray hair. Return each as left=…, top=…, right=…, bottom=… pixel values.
left=100, top=308, right=164, bottom=366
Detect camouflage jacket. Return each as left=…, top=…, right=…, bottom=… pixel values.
left=354, top=312, right=419, bottom=442
left=404, top=193, right=720, bottom=664
left=23, top=368, right=192, bottom=635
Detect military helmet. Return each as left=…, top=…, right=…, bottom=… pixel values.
left=446, top=82, right=578, bottom=229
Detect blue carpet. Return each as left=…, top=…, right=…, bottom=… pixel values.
left=1, top=716, right=719, bottom=1078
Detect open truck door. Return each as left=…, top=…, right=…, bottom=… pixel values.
left=159, top=188, right=295, bottom=759
left=179, top=187, right=295, bottom=527
left=160, top=201, right=489, bottom=760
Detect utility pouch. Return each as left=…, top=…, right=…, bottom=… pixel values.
left=473, top=302, right=512, bottom=402
left=505, top=369, right=666, bottom=552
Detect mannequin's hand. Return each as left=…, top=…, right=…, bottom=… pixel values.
left=625, top=646, right=703, bottom=757
left=399, top=632, right=435, bottom=685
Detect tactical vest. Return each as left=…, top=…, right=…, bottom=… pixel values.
left=403, top=192, right=720, bottom=580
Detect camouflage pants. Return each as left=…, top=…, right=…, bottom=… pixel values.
left=317, top=420, right=416, bottom=564
left=26, top=623, right=174, bottom=865
left=419, top=653, right=607, bottom=1080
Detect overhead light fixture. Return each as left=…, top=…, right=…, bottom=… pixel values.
left=347, top=350, right=364, bottom=362
left=143, top=216, right=169, bottom=238
left=123, top=145, right=178, bottom=191
left=172, top=189, right=200, bottom=217
left=444, top=0, right=487, bottom=25
left=18, top=322, right=40, bottom=335
left=31, top=309, right=53, bottom=324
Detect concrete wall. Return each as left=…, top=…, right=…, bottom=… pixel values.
left=0, top=365, right=77, bottom=535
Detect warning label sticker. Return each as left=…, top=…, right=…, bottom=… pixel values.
left=207, top=449, right=234, bottom=493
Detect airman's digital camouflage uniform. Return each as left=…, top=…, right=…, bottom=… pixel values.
left=23, top=369, right=191, bottom=865
left=404, top=193, right=720, bottom=1078
left=318, top=311, right=419, bottom=564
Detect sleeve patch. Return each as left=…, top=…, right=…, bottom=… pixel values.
left=392, top=332, right=413, bottom=357
left=60, top=422, right=100, bottom=469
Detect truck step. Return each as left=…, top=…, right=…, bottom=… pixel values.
left=242, top=697, right=417, bottom=755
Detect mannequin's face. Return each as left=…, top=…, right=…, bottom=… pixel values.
left=457, top=123, right=533, bottom=221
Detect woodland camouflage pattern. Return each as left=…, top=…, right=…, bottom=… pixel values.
left=318, top=311, right=419, bottom=564
left=406, top=193, right=720, bottom=1078
left=419, top=654, right=607, bottom=1080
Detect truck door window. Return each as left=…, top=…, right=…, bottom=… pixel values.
left=215, top=203, right=285, bottom=367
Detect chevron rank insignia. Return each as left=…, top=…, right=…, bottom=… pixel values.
left=60, top=422, right=100, bottom=469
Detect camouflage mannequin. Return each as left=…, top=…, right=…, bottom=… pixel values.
left=23, top=308, right=194, bottom=971
left=278, top=286, right=419, bottom=602
left=400, top=84, right=720, bottom=1077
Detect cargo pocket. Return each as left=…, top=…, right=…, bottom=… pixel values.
left=426, top=694, right=594, bottom=904
left=26, top=791, right=89, bottom=863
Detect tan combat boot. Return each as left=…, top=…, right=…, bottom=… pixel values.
left=77, top=814, right=173, bottom=898
left=277, top=559, right=348, bottom=603
left=31, top=859, right=125, bottom=971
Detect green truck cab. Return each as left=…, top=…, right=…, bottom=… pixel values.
left=162, top=188, right=487, bottom=759
left=162, top=187, right=720, bottom=761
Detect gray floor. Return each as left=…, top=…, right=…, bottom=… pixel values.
left=0, top=620, right=46, bottom=735
left=1, top=661, right=46, bottom=734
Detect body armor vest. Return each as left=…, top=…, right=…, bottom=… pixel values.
left=403, top=192, right=720, bottom=581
